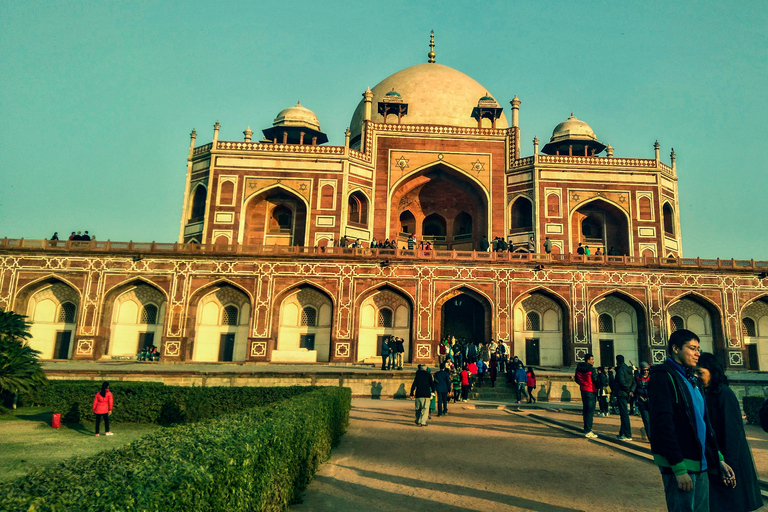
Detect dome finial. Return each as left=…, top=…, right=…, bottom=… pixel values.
left=428, top=30, right=436, bottom=64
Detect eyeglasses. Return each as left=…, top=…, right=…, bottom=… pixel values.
left=683, top=345, right=701, bottom=353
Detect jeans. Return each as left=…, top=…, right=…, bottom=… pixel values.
left=381, top=354, right=389, bottom=370
left=461, top=384, right=470, bottom=400
left=598, top=394, right=609, bottom=414
left=637, top=399, right=651, bottom=439
left=396, top=352, right=403, bottom=368
left=414, top=397, right=429, bottom=425
left=388, top=352, right=396, bottom=369
left=617, top=396, right=632, bottom=437
left=527, top=386, right=535, bottom=402
left=581, top=391, right=596, bottom=433
left=516, top=382, right=527, bottom=402
left=437, top=391, right=448, bottom=415
left=95, top=413, right=110, bottom=434
left=661, top=471, right=709, bottom=512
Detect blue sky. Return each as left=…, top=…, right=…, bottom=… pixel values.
left=1, top=1, right=766, bottom=259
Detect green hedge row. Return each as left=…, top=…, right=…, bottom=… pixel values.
left=1, top=386, right=351, bottom=512
left=20, top=381, right=311, bottom=424
left=742, top=395, right=764, bottom=424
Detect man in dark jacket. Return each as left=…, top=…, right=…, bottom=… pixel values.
left=380, top=337, right=390, bottom=370
left=410, top=364, right=435, bottom=427
left=648, top=329, right=735, bottom=511
left=615, top=354, right=637, bottom=440
left=433, top=365, right=452, bottom=417
left=574, top=353, right=598, bottom=438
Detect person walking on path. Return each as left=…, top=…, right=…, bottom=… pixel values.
left=697, top=352, right=762, bottom=512
left=514, top=363, right=527, bottom=404
left=614, top=354, right=636, bottom=440
left=451, top=366, right=462, bottom=403
left=526, top=367, right=537, bottom=403
left=380, top=337, right=390, bottom=370
left=93, top=381, right=113, bottom=436
left=433, top=365, right=452, bottom=417
left=395, top=337, right=404, bottom=370
left=387, top=337, right=397, bottom=370
left=575, top=353, right=598, bottom=438
left=648, top=329, right=736, bottom=512
left=476, top=358, right=487, bottom=387
left=596, top=366, right=610, bottom=417
left=410, top=364, right=435, bottom=427
left=635, top=362, right=652, bottom=440
left=460, top=365, right=471, bottom=402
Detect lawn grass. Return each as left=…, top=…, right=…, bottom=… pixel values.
left=0, top=407, right=162, bottom=483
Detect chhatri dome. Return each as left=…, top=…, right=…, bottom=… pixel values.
left=349, top=34, right=508, bottom=144
left=541, top=114, right=606, bottom=156
left=262, top=101, right=328, bottom=145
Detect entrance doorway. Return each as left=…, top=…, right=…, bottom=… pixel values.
left=526, top=338, right=540, bottom=366
left=442, top=293, right=488, bottom=344
left=219, top=333, right=235, bottom=362
left=54, top=331, right=71, bottom=360
left=599, top=339, right=614, bottom=368
left=747, top=344, right=759, bottom=370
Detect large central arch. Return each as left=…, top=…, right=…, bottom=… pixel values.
left=571, top=198, right=631, bottom=256
left=389, top=164, right=488, bottom=250
left=436, top=286, right=492, bottom=345
left=241, top=186, right=308, bottom=246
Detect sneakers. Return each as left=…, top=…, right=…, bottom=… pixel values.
left=105, top=432, right=114, bottom=436
left=617, top=436, right=634, bottom=441
left=585, top=431, right=598, bottom=439
left=94, top=434, right=99, bottom=437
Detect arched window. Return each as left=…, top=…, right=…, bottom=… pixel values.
left=743, top=318, right=757, bottom=337
left=582, top=216, right=602, bottom=239
left=219, top=180, right=235, bottom=206
left=598, top=313, right=613, bottom=333
left=670, top=315, right=685, bottom=332
left=222, top=305, right=239, bottom=326
left=58, top=302, right=77, bottom=323
left=399, top=210, right=415, bottom=235
left=378, top=308, right=393, bottom=327
left=140, top=304, right=158, bottom=325
left=348, top=191, right=368, bottom=226
left=453, top=212, right=473, bottom=236
left=510, top=198, right=533, bottom=232
left=189, top=185, right=207, bottom=222
left=422, top=213, right=446, bottom=237
left=526, top=311, right=540, bottom=331
left=663, top=203, right=675, bottom=237
left=270, top=205, right=293, bottom=233
left=320, top=185, right=334, bottom=209
left=301, top=307, right=317, bottom=327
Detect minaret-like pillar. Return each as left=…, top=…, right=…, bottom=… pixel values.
left=363, top=88, right=373, bottom=122
left=606, top=143, right=614, bottom=157
left=188, top=129, right=197, bottom=159
left=654, top=140, right=660, bottom=163
left=299, top=131, right=305, bottom=145
left=533, top=136, right=539, bottom=164
left=212, top=121, right=220, bottom=146
left=344, top=128, right=351, bottom=148
left=243, top=126, right=252, bottom=142
left=510, top=96, right=520, bottom=128
left=670, top=148, right=676, bottom=172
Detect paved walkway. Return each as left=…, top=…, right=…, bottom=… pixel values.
left=291, top=399, right=669, bottom=512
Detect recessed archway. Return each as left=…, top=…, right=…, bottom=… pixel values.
left=437, top=287, right=492, bottom=346
left=590, top=291, right=648, bottom=367
left=242, top=186, right=307, bottom=246
left=572, top=198, right=631, bottom=256
left=667, top=293, right=725, bottom=362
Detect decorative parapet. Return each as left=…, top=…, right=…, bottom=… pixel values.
left=369, top=122, right=511, bottom=138
left=192, top=143, right=212, bottom=156
left=216, top=141, right=346, bottom=155
left=511, top=154, right=675, bottom=176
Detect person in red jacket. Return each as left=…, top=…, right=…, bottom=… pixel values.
left=575, top=353, right=598, bottom=438
left=93, top=381, right=114, bottom=436
left=526, top=367, right=537, bottom=403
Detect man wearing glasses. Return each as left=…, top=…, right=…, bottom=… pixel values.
left=648, top=329, right=736, bottom=511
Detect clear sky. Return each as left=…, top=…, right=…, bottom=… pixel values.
left=1, top=1, right=766, bottom=260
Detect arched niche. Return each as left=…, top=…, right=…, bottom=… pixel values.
left=513, top=291, right=566, bottom=367
left=24, top=281, right=80, bottom=359
left=189, top=184, right=207, bottom=223
left=242, top=187, right=307, bottom=247
left=389, top=164, right=488, bottom=250
left=357, top=288, right=412, bottom=363
left=510, top=197, right=533, bottom=233
left=109, top=284, right=167, bottom=357
left=667, top=294, right=725, bottom=360
left=275, top=286, right=334, bottom=362
left=590, top=293, right=647, bottom=367
left=741, top=298, right=768, bottom=370
left=572, top=198, right=631, bottom=256
left=193, top=285, right=250, bottom=362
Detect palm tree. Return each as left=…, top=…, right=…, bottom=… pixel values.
left=0, top=310, right=46, bottom=403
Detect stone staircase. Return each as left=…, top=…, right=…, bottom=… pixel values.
left=468, top=380, right=521, bottom=401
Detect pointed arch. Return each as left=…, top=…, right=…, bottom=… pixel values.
left=512, top=286, right=572, bottom=366
left=13, top=275, right=83, bottom=314
left=570, top=196, right=633, bottom=256
left=270, top=281, right=336, bottom=362
left=353, top=283, right=415, bottom=363
left=102, top=277, right=169, bottom=358
left=666, top=291, right=725, bottom=359
left=239, top=184, right=310, bottom=246
left=188, top=183, right=207, bottom=222
left=589, top=289, right=650, bottom=366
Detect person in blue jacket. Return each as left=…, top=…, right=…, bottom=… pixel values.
left=515, top=363, right=528, bottom=403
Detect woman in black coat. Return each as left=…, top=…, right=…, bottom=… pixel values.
left=697, top=353, right=763, bottom=512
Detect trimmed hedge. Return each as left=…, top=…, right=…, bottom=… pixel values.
left=743, top=395, right=764, bottom=424
left=0, top=386, right=351, bottom=512
left=21, top=380, right=311, bottom=424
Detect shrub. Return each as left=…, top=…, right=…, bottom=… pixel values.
left=0, top=386, right=351, bottom=512
left=20, top=381, right=311, bottom=424
left=743, top=395, right=764, bottom=424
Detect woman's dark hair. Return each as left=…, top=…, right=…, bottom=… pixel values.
left=100, top=381, right=110, bottom=397
left=669, top=329, right=700, bottom=355
left=528, top=367, right=536, bottom=378
left=697, top=352, right=728, bottom=390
